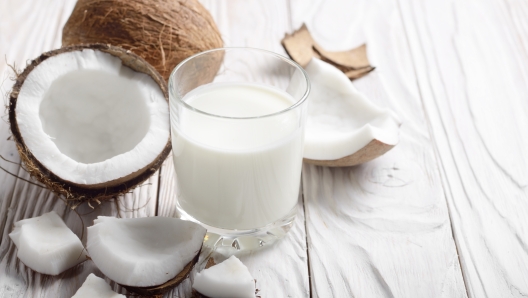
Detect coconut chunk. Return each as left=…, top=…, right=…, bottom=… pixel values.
left=9, top=45, right=171, bottom=201
left=72, top=274, right=125, bottom=298
left=193, top=256, right=255, bottom=298
left=86, top=216, right=206, bottom=287
left=303, top=58, right=401, bottom=163
left=15, top=48, right=169, bottom=185
left=8, top=211, right=86, bottom=275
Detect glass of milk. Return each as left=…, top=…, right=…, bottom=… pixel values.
left=169, top=48, right=310, bottom=250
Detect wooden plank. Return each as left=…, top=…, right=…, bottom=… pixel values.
left=157, top=1, right=310, bottom=297
left=398, top=0, right=528, bottom=296
left=291, top=0, right=468, bottom=297
left=0, top=1, right=159, bottom=297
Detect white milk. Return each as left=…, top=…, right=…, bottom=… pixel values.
left=172, top=82, right=304, bottom=230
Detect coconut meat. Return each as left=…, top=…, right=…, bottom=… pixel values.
left=8, top=211, right=86, bottom=275
left=15, top=49, right=169, bottom=185
left=72, top=274, right=125, bottom=298
left=304, top=58, right=401, bottom=161
left=192, top=256, right=255, bottom=298
left=86, top=216, right=206, bottom=287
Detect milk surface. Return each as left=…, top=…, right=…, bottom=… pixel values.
left=172, top=82, right=304, bottom=230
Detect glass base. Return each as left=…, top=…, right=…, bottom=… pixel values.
left=176, top=204, right=297, bottom=251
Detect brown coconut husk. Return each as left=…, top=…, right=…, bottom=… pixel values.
left=312, top=43, right=370, bottom=69
left=304, top=140, right=394, bottom=167
left=8, top=44, right=171, bottom=203
left=62, top=0, right=223, bottom=81
left=122, top=247, right=202, bottom=297
left=281, top=24, right=374, bottom=80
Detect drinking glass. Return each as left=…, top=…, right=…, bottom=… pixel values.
left=169, top=48, right=310, bottom=250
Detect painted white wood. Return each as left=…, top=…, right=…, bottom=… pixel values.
left=397, top=0, right=528, bottom=296
left=0, top=1, right=159, bottom=297
left=291, top=0, right=468, bottom=297
left=157, top=1, right=310, bottom=297
left=2, top=0, right=528, bottom=297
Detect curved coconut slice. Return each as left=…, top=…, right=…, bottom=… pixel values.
left=8, top=211, right=86, bottom=275
left=8, top=44, right=171, bottom=201
left=86, top=216, right=206, bottom=292
left=303, top=58, right=401, bottom=167
left=192, top=256, right=256, bottom=298
left=72, top=274, right=125, bottom=298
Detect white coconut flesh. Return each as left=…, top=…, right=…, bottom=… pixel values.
left=72, top=274, right=125, bottom=298
left=15, top=49, right=169, bottom=185
left=8, top=211, right=87, bottom=275
left=86, top=216, right=206, bottom=287
left=304, top=58, right=401, bottom=161
left=193, top=256, right=255, bottom=298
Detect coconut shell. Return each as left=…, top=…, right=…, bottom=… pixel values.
left=312, top=44, right=370, bottom=69
left=122, top=247, right=201, bottom=297
left=8, top=44, right=171, bottom=202
left=281, top=24, right=374, bottom=80
left=304, top=139, right=394, bottom=167
left=281, top=24, right=320, bottom=67
left=62, top=0, right=223, bottom=81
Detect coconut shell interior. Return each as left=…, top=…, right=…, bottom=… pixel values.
left=8, top=44, right=171, bottom=202
left=303, top=139, right=394, bottom=167
left=312, top=44, right=370, bottom=69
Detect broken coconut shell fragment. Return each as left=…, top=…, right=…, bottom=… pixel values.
left=86, top=216, right=206, bottom=296
left=312, top=43, right=370, bottom=69
left=281, top=24, right=319, bottom=67
left=281, top=24, right=374, bottom=80
left=8, top=44, right=171, bottom=202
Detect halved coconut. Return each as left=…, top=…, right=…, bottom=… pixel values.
left=192, top=256, right=256, bottom=298
left=86, top=216, right=206, bottom=295
left=8, top=211, right=87, bottom=275
left=303, top=58, right=401, bottom=167
left=8, top=44, right=171, bottom=201
left=72, top=274, right=125, bottom=298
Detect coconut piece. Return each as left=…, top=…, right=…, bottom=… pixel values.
left=344, top=66, right=376, bottom=80
left=8, top=44, right=171, bottom=202
left=86, top=216, right=206, bottom=293
left=72, top=274, right=125, bottom=298
left=281, top=24, right=373, bottom=80
left=303, top=58, right=401, bottom=167
left=332, top=59, right=374, bottom=81
left=281, top=24, right=320, bottom=67
left=8, top=211, right=86, bottom=275
left=62, top=0, right=223, bottom=81
left=192, top=256, right=256, bottom=298
left=312, top=44, right=370, bottom=69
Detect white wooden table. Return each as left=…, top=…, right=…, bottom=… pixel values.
left=1, top=0, right=527, bottom=297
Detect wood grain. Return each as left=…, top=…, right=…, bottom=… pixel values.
left=2, top=0, right=528, bottom=297
left=291, top=0, right=467, bottom=297
left=398, top=0, right=528, bottom=296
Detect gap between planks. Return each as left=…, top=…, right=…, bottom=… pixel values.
left=393, top=1, right=471, bottom=297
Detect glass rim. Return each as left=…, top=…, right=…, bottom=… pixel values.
left=169, top=47, right=311, bottom=120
